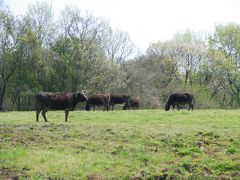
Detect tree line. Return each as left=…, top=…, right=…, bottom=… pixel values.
left=1, top=1, right=240, bottom=111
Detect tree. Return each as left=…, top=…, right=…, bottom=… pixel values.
left=171, top=30, right=208, bottom=85
left=9, top=30, right=41, bottom=110
left=123, top=42, right=179, bottom=108
left=208, top=24, right=240, bottom=107
left=209, top=24, right=240, bottom=68
left=26, top=1, right=56, bottom=91
left=58, top=6, right=109, bottom=92
left=0, top=9, right=18, bottom=110
left=103, top=28, right=134, bottom=64
left=27, top=1, right=55, bottom=46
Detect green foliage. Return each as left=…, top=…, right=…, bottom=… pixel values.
left=207, top=24, right=240, bottom=108
left=0, top=147, right=26, bottom=162
left=226, top=145, right=239, bottom=154
left=1, top=2, right=240, bottom=110
left=214, top=162, right=240, bottom=172
left=209, top=23, right=240, bottom=55
left=0, top=3, right=133, bottom=110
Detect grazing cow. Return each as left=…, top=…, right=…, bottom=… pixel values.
left=36, top=91, right=88, bottom=122
left=85, top=94, right=110, bottom=111
left=165, top=93, right=194, bottom=111
left=110, top=94, right=131, bottom=110
left=123, top=97, right=140, bottom=110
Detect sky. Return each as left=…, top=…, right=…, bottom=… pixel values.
left=2, top=0, right=240, bottom=52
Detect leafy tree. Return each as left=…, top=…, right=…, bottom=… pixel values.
left=0, top=9, right=19, bottom=110
left=10, top=30, right=41, bottom=110
left=58, top=6, right=108, bottom=92
left=208, top=24, right=240, bottom=107
left=26, top=1, right=56, bottom=91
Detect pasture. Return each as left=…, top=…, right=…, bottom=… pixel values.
left=0, top=110, right=240, bottom=179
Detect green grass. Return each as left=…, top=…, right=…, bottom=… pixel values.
left=0, top=109, right=240, bottom=179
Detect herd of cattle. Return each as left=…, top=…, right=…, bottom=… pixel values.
left=36, top=91, right=195, bottom=122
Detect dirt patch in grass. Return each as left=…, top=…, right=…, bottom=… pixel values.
left=87, top=174, right=104, bottom=180
left=0, top=168, right=22, bottom=180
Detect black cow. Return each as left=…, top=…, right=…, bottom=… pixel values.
left=36, top=91, right=88, bottom=122
left=110, top=94, right=131, bottom=110
left=165, top=93, right=194, bottom=111
left=123, top=97, right=140, bottom=110
left=85, top=94, right=110, bottom=111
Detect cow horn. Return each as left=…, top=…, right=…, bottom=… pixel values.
left=81, top=90, right=85, bottom=93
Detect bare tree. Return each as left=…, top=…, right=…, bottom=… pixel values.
left=27, top=1, right=55, bottom=46
left=172, top=30, right=208, bottom=85
left=103, top=28, right=134, bottom=64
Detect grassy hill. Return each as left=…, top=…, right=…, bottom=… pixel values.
left=0, top=110, right=240, bottom=179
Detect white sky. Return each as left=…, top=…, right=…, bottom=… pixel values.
left=3, top=0, right=240, bottom=52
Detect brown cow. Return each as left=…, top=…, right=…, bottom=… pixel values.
left=110, top=94, right=131, bottom=110
left=123, top=97, right=140, bottom=110
left=85, top=94, right=110, bottom=111
left=36, top=91, right=88, bottom=122
left=165, top=93, right=194, bottom=111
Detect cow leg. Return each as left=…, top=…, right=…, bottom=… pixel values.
left=103, top=105, right=106, bottom=111
left=41, top=109, right=48, bottom=122
left=36, top=109, right=41, bottom=122
left=172, top=104, right=175, bottom=110
left=65, top=109, right=69, bottom=122
left=189, top=103, right=193, bottom=111
left=177, top=105, right=180, bottom=111
left=111, top=105, right=114, bottom=111
left=126, top=101, right=131, bottom=110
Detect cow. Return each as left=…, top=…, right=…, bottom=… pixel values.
left=36, top=91, right=88, bottom=122
left=123, top=97, right=140, bottom=110
left=165, top=93, right=194, bottom=111
left=85, top=94, right=110, bottom=111
left=109, top=94, right=131, bottom=110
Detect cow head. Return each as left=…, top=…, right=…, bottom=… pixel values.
left=165, top=104, right=170, bottom=111
left=74, top=90, right=88, bottom=102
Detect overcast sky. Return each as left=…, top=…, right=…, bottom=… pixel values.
left=3, top=0, right=240, bottom=51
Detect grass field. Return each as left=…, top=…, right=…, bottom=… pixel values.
left=0, top=109, right=240, bottom=179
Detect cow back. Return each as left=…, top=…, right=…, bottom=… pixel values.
left=87, top=94, right=110, bottom=106
left=36, top=92, right=78, bottom=110
left=110, top=94, right=131, bottom=104
left=168, top=93, right=194, bottom=105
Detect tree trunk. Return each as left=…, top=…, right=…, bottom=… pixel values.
left=17, top=94, right=21, bottom=111
left=0, top=84, right=6, bottom=111
left=185, top=70, right=189, bottom=86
